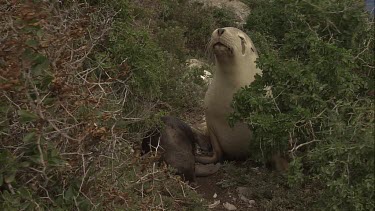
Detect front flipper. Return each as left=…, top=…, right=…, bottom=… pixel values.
left=195, top=163, right=221, bottom=177
left=195, top=128, right=222, bottom=164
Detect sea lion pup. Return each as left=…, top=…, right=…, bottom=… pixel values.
left=196, top=27, right=262, bottom=163
left=141, top=116, right=220, bottom=182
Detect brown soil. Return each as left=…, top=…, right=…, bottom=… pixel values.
left=196, top=170, right=259, bottom=211
left=193, top=159, right=318, bottom=211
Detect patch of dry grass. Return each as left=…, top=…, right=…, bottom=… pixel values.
left=1, top=1, right=205, bottom=209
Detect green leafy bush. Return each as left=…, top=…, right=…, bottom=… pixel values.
left=231, top=0, right=374, bottom=210
left=156, top=0, right=237, bottom=57
left=1, top=0, right=237, bottom=209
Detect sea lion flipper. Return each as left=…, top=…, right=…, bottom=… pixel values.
left=195, top=127, right=222, bottom=164
left=195, top=163, right=221, bottom=177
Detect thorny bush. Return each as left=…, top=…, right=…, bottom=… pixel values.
left=0, top=0, right=240, bottom=209
left=231, top=0, right=374, bottom=210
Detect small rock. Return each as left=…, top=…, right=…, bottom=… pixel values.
left=223, top=202, right=237, bottom=210
left=186, top=58, right=206, bottom=69
left=237, top=187, right=252, bottom=198
left=249, top=200, right=256, bottom=205
left=200, top=70, right=212, bottom=83
left=213, top=193, right=217, bottom=198
left=208, top=200, right=220, bottom=209
left=240, top=195, right=249, bottom=203
left=251, top=167, right=259, bottom=171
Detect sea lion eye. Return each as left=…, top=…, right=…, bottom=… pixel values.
left=239, top=36, right=245, bottom=42
left=251, top=47, right=254, bottom=52
left=239, top=36, right=246, bottom=54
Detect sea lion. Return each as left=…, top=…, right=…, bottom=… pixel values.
left=195, top=27, right=262, bottom=163
left=142, top=116, right=220, bottom=182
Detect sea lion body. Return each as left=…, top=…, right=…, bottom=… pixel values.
left=198, top=27, right=262, bottom=162
left=160, top=116, right=197, bottom=181
left=142, top=116, right=220, bottom=182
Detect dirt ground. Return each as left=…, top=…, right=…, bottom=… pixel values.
left=196, top=169, right=259, bottom=211
left=193, top=160, right=317, bottom=211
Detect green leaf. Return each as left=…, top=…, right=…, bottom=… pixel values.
left=4, top=172, right=16, bottom=183
left=33, top=54, right=48, bottom=64
left=20, top=202, right=31, bottom=210
left=19, top=187, right=31, bottom=198
left=36, top=29, right=43, bottom=38
left=22, top=48, right=36, bottom=61
left=25, top=39, right=39, bottom=48
left=20, top=162, right=31, bottom=168
left=18, top=110, right=38, bottom=123
left=22, top=132, right=36, bottom=143
left=65, top=186, right=75, bottom=201
left=40, top=74, right=54, bottom=89
left=32, top=56, right=50, bottom=76
left=43, top=97, right=55, bottom=106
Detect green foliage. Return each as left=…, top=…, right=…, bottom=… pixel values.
left=156, top=25, right=188, bottom=59
left=156, top=0, right=238, bottom=56
left=2, top=0, right=237, bottom=209
left=231, top=0, right=374, bottom=210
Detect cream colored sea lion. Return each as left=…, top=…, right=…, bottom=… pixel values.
left=196, top=27, right=262, bottom=163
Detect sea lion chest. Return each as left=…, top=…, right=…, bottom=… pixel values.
left=204, top=71, right=253, bottom=159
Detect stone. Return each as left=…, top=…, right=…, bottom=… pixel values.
left=223, top=202, right=237, bottom=210
left=208, top=200, right=220, bottom=209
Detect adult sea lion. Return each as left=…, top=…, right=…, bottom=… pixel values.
left=142, top=116, right=220, bottom=182
left=196, top=27, right=262, bottom=163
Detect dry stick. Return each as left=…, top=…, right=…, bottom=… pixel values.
left=45, top=123, right=84, bottom=137
left=111, top=127, right=117, bottom=181
left=59, top=102, right=79, bottom=123
left=355, top=37, right=373, bottom=60
left=39, top=184, right=54, bottom=204
left=289, top=139, right=321, bottom=153
left=80, top=191, right=98, bottom=208
left=25, top=72, right=80, bottom=142
left=180, top=182, right=186, bottom=198
left=158, top=193, right=165, bottom=210
left=73, top=197, right=81, bottom=211
left=3, top=92, right=22, bottom=110
left=79, top=154, right=89, bottom=193
left=165, top=187, right=174, bottom=198
left=7, top=183, right=15, bottom=194
left=152, top=162, right=156, bottom=193
left=36, top=132, right=48, bottom=186
left=136, top=169, right=163, bottom=184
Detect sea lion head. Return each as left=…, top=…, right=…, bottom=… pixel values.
left=208, top=27, right=258, bottom=67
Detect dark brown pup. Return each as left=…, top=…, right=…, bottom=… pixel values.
left=142, top=116, right=219, bottom=182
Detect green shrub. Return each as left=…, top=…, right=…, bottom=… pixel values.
left=231, top=0, right=374, bottom=210
left=1, top=0, right=219, bottom=209
left=156, top=0, right=238, bottom=57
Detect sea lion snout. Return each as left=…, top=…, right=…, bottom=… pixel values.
left=217, top=28, right=225, bottom=36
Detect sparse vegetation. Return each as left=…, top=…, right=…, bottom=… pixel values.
left=1, top=0, right=373, bottom=210
left=0, top=0, right=237, bottom=209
